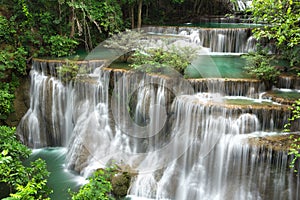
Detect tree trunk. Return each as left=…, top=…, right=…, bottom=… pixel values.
left=137, top=0, right=143, bottom=30
left=193, top=0, right=200, bottom=14
left=131, top=5, right=135, bottom=29
left=70, top=0, right=75, bottom=37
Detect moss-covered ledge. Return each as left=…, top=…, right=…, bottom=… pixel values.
left=247, top=133, right=300, bottom=152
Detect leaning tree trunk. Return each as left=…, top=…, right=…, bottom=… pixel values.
left=137, top=0, right=143, bottom=30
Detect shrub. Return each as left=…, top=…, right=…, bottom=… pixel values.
left=70, top=169, right=114, bottom=200
left=0, top=84, right=15, bottom=120
left=243, top=49, right=280, bottom=90
left=48, top=35, right=79, bottom=57
left=56, top=59, right=88, bottom=84
left=131, top=46, right=198, bottom=75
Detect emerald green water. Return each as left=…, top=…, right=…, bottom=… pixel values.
left=225, top=98, right=274, bottom=106
left=25, top=148, right=86, bottom=200
left=110, top=55, right=248, bottom=78
left=185, top=55, right=248, bottom=78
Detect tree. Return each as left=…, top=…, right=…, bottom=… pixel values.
left=251, top=0, right=300, bottom=66
left=103, top=29, right=145, bottom=62
left=137, top=0, right=143, bottom=29
left=121, top=0, right=185, bottom=29
left=67, top=0, right=123, bottom=51
left=130, top=44, right=201, bottom=75
left=243, top=48, right=280, bottom=90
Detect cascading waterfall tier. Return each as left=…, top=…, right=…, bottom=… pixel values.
left=189, top=78, right=263, bottom=97
left=17, top=59, right=105, bottom=148
left=129, top=94, right=298, bottom=200
left=17, top=59, right=299, bottom=200
left=144, top=26, right=256, bottom=53
left=276, top=75, right=300, bottom=90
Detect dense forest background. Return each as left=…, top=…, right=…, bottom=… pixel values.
left=0, top=0, right=235, bottom=124
left=0, top=0, right=234, bottom=57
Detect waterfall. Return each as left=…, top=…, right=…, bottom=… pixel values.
left=189, top=78, right=263, bottom=97
left=17, top=61, right=70, bottom=148
left=234, top=0, right=252, bottom=12
left=276, top=76, right=300, bottom=90
left=145, top=26, right=254, bottom=53
left=17, top=60, right=299, bottom=199
left=198, top=28, right=251, bottom=53
left=17, top=60, right=105, bottom=148
left=129, top=94, right=297, bottom=200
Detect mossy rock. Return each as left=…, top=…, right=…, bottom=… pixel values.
left=111, top=172, right=132, bottom=197
left=248, top=134, right=300, bottom=151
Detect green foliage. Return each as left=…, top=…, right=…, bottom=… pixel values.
left=284, top=99, right=300, bottom=172
left=0, top=16, right=16, bottom=43
left=251, top=0, right=300, bottom=66
left=4, top=159, right=51, bottom=200
left=68, top=0, right=123, bottom=34
left=0, top=47, right=28, bottom=79
left=70, top=169, right=114, bottom=200
left=57, top=59, right=86, bottom=83
left=243, top=49, right=280, bottom=89
left=131, top=45, right=199, bottom=75
left=104, top=29, right=145, bottom=62
left=67, top=0, right=123, bottom=50
left=48, top=35, right=79, bottom=57
left=0, top=47, right=27, bottom=120
left=1, top=0, right=124, bottom=57
left=288, top=134, right=300, bottom=172
left=0, top=84, right=15, bottom=120
left=0, top=126, right=52, bottom=199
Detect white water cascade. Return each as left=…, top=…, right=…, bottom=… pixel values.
left=145, top=26, right=255, bottom=53
left=234, top=0, right=252, bottom=12
left=17, top=58, right=300, bottom=200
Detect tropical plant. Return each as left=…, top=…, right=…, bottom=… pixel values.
left=131, top=45, right=200, bottom=75
left=57, top=59, right=82, bottom=83
left=243, top=49, right=280, bottom=90
left=0, top=47, right=28, bottom=79
left=70, top=168, right=114, bottom=200
left=104, top=29, right=148, bottom=62
left=47, top=35, right=79, bottom=57
left=0, top=47, right=28, bottom=121
left=284, top=99, right=300, bottom=172
left=67, top=0, right=123, bottom=51
left=0, top=126, right=52, bottom=199
left=250, top=0, right=300, bottom=66
left=0, top=84, right=15, bottom=120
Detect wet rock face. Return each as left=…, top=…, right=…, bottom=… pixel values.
left=5, top=75, right=30, bottom=127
